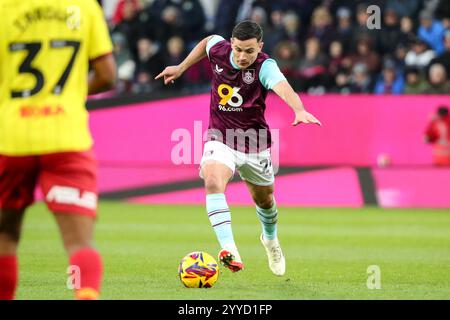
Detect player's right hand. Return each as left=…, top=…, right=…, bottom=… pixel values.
left=155, top=65, right=183, bottom=85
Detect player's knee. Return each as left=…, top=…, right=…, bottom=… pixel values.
left=204, top=175, right=226, bottom=194
left=255, top=194, right=274, bottom=209
left=0, top=212, right=23, bottom=243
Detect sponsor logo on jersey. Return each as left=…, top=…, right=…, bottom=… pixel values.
left=217, top=84, right=243, bottom=111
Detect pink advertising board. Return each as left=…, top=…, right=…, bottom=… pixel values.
left=86, top=94, right=450, bottom=208
left=90, top=94, right=449, bottom=170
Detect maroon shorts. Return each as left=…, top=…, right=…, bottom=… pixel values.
left=0, top=150, right=97, bottom=217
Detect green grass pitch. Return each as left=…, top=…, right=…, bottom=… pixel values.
left=15, top=201, right=450, bottom=300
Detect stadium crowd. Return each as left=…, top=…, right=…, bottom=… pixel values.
left=103, top=0, right=450, bottom=95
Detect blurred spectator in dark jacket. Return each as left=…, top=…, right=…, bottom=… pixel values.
left=132, top=37, right=164, bottom=93
left=297, top=37, right=328, bottom=92
left=429, top=30, right=450, bottom=76
left=393, top=43, right=408, bottom=71
left=273, top=40, right=301, bottom=80
left=328, top=40, right=351, bottom=81
left=423, top=63, right=450, bottom=94
left=281, top=11, right=303, bottom=45
left=214, top=0, right=241, bottom=38
left=249, top=6, right=273, bottom=50
left=349, top=62, right=374, bottom=93
left=424, top=106, right=450, bottom=166
left=275, top=0, right=315, bottom=31
left=307, top=6, right=335, bottom=51
left=374, top=59, right=405, bottom=95
left=162, top=36, right=187, bottom=89
left=272, top=39, right=301, bottom=91
left=330, top=69, right=352, bottom=94
left=335, top=7, right=354, bottom=54
left=379, top=8, right=402, bottom=55
left=352, top=3, right=380, bottom=52
left=150, top=0, right=206, bottom=47
left=348, top=37, right=381, bottom=75
left=263, top=9, right=286, bottom=55
left=112, top=32, right=136, bottom=93
left=418, top=10, right=446, bottom=55
left=112, top=0, right=147, bottom=61
left=398, top=16, right=416, bottom=47
left=404, top=67, right=428, bottom=94
left=405, top=38, right=436, bottom=71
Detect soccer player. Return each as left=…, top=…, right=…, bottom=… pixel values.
left=156, top=21, right=321, bottom=276
left=0, top=0, right=116, bottom=299
left=424, top=106, right=450, bottom=166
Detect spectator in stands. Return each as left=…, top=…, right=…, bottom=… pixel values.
left=111, top=0, right=143, bottom=26
left=423, top=63, right=450, bottom=94
left=297, top=37, right=328, bottom=92
left=424, top=106, right=450, bottom=166
left=263, top=8, right=286, bottom=55
left=379, top=8, right=402, bottom=55
left=153, top=6, right=183, bottom=44
left=275, top=0, right=315, bottom=31
left=214, top=0, right=242, bottom=38
left=373, top=59, right=405, bottom=94
left=162, top=36, right=187, bottom=89
left=330, top=69, right=352, bottom=95
left=328, top=40, right=349, bottom=80
left=393, top=42, right=408, bottom=71
left=405, top=38, right=436, bottom=70
left=348, top=37, right=381, bottom=75
left=112, top=0, right=147, bottom=61
left=429, top=29, right=450, bottom=76
left=398, top=16, right=416, bottom=49
left=281, top=11, right=302, bottom=46
left=272, top=40, right=300, bottom=80
left=349, top=62, right=373, bottom=93
left=335, top=7, right=354, bottom=54
left=417, top=10, right=446, bottom=55
left=132, top=37, right=164, bottom=93
left=352, top=3, right=379, bottom=51
left=112, top=32, right=136, bottom=93
left=404, top=67, right=428, bottom=94
left=307, top=6, right=335, bottom=51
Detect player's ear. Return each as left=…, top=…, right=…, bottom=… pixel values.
left=259, top=41, right=264, bottom=52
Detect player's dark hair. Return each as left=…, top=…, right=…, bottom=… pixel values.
left=437, top=105, right=449, bottom=117
left=232, top=20, right=263, bottom=42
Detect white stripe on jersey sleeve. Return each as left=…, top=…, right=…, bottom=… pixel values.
left=206, top=35, right=226, bottom=58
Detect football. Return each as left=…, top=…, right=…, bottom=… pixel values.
left=178, top=251, right=219, bottom=288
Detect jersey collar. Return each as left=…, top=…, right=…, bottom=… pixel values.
left=230, top=51, right=241, bottom=70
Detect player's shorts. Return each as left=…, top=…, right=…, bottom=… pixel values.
left=199, top=141, right=275, bottom=186
left=0, top=150, right=98, bottom=217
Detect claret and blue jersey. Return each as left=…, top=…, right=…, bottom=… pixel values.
left=205, top=35, right=286, bottom=152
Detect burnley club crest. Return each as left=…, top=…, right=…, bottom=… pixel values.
left=242, top=69, right=255, bottom=84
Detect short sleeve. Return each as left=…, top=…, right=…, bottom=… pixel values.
left=260, top=59, right=287, bottom=90
left=206, top=35, right=225, bottom=58
left=88, top=0, right=113, bottom=60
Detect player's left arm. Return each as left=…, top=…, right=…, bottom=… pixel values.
left=272, top=81, right=322, bottom=126
left=260, top=59, right=321, bottom=126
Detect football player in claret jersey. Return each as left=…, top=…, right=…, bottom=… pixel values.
left=156, top=21, right=321, bottom=276
left=0, top=0, right=116, bottom=299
